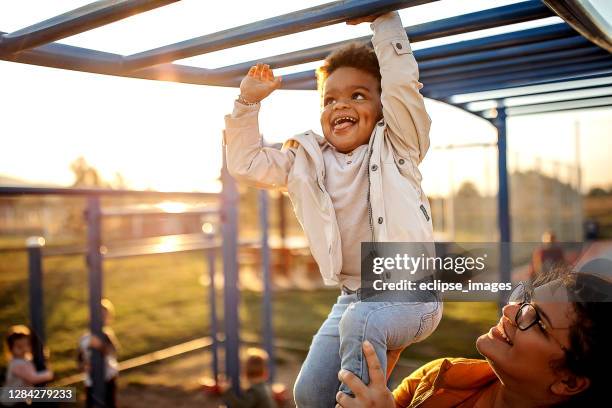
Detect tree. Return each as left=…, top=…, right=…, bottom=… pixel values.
left=70, top=156, right=105, bottom=187
left=456, top=181, right=481, bottom=198
left=588, top=187, right=609, bottom=197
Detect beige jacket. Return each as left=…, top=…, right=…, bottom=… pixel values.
left=224, top=12, right=433, bottom=286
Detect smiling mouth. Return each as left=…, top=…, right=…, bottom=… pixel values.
left=332, top=116, right=358, bottom=132
left=491, top=321, right=514, bottom=346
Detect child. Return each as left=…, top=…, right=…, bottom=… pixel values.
left=220, top=348, right=277, bottom=408
left=224, top=11, right=442, bottom=407
left=77, top=299, right=119, bottom=408
left=2, top=325, right=53, bottom=407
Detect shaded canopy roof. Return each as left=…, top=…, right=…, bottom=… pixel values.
left=1, top=0, right=611, bottom=119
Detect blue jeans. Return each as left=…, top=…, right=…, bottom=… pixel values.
left=293, top=293, right=442, bottom=407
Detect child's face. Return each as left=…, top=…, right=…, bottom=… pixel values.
left=320, top=66, right=382, bottom=153
left=11, top=337, right=31, bottom=359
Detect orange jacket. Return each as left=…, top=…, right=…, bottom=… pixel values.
left=393, top=358, right=498, bottom=408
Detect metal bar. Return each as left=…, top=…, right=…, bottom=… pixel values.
left=470, top=86, right=612, bottom=112
left=494, top=107, right=511, bottom=314
left=86, top=196, right=105, bottom=408
left=26, top=237, right=47, bottom=372
left=123, top=0, right=437, bottom=71
left=259, top=190, right=275, bottom=382
left=416, top=23, right=574, bottom=61
left=206, top=233, right=220, bottom=382
left=425, top=60, right=612, bottom=98
left=0, top=33, right=245, bottom=86
left=423, top=51, right=610, bottom=84
left=420, top=38, right=594, bottom=76
left=221, top=131, right=241, bottom=394
left=447, top=75, right=612, bottom=104
left=1, top=24, right=575, bottom=91
left=101, top=207, right=220, bottom=217
left=0, top=0, right=178, bottom=56
left=506, top=95, right=612, bottom=116
left=544, top=0, right=612, bottom=53
left=210, top=1, right=555, bottom=78
left=0, top=186, right=218, bottom=198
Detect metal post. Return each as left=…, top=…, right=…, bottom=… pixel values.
left=86, top=196, right=105, bottom=407
left=259, top=190, right=275, bottom=382
left=221, top=132, right=241, bottom=394
left=26, top=236, right=46, bottom=372
left=206, top=232, right=220, bottom=382
left=494, top=107, right=511, bottom=314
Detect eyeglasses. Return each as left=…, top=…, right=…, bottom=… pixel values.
left=509, top=281, right=569, bottom=352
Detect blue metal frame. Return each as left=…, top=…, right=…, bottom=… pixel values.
left=86, top=196, right=106, bottom=407
left=26, top=239, right=46, bottom=372
left=0, top=1, right=178, bottom=56
left=2, top=0, right=612, bottom=391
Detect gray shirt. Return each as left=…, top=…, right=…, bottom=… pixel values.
left=322, top=143, right=371, bottom=290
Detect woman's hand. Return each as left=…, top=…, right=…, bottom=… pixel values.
left=335, top=341, right=396, bottom=408
left=239, top=63, right=282, bottom=103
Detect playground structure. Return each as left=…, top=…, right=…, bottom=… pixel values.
left=1, top=0, right=612, bottom=406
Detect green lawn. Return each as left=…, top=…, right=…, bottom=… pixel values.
left=0, top=250, right=498, bottom=382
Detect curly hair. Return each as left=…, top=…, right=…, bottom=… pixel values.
left=4, top=325, right=31, bottom=359
left=560, top=272, right=611, bottom=407
left=533, top=267, right=612, bottom=407
left=316, top=42, right=381, bottom=94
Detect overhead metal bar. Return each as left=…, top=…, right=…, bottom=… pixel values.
left=471, top=89, right=612, bottom=114
left=462, top=85, right=612, bottom=113
left=210, top=2, right=557, bottom=78
left=122, top=0, right=438, bottom=71
left=544, top=0, right=612, bottom=53
left=0, top=0, right=178, bottom=56
left=267, top=54, right=612, bottom=92
left=505, top=95, right=612, bottom=116
left=422, top=51, right=611, bottom=84
left=447, top=75, right=612, bottom=104
left=418, top=35, right=591, bottom=73
left=0, top=185, right=218, bottom=198
left=0, top=37, right=245, bottom=87
left=423, top=60, right=612, bottom=99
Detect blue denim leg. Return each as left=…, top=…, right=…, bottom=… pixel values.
left=338, top=300, right=442, bottom=395
left=294, top=293, right=358, bottom=408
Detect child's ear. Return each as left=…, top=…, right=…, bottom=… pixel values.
left=550, top=373, right=590, bottom=397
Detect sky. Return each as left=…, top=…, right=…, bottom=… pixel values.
left=1, top=0, right=611, bottom=195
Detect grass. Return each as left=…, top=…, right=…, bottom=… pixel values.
left=0, top=250, right=498, bottom=383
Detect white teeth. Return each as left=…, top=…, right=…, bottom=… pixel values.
left=333, top=116, right=357, bottom=126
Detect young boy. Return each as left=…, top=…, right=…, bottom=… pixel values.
left=77, top=299, right=120, bottom=408
left=2, top=325, right=53, bottom=407
left=224, top=11, right=442, bottom=407
left=220, top=348, right=277, bottom=408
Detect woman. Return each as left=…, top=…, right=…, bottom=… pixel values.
left=335, top=269, right=611, bottom=407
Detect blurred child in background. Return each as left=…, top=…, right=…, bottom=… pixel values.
left=77, top=299, right=120, bottom=408
left=2, top=325, right=53, bottom=407
left=220, top=348, right=277, bottom=408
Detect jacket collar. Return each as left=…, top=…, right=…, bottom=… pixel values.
left=433, top=358, right=497, bottom=390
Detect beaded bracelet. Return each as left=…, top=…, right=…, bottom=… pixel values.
left=236, top=94, right=260, bottom=106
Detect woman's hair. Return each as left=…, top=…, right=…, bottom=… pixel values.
left=4, top=325, right=31, bottom=359
left=316, top=42, right=381, bottom=94
left=535, top=266, right=612, bottom=407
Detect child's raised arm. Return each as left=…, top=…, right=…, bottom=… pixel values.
left=369, top=12, right=431, bottom=164
left=12, top=362, right=53, bottom=385
left=224, top=64, right=297, bottom=190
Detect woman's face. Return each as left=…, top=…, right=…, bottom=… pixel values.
left=476, top=281, right=578, bottom=401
